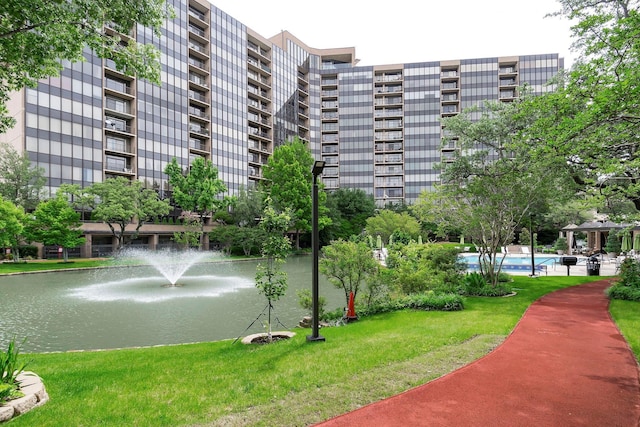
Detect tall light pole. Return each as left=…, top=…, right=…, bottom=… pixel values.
left=529, top=214, right=537, bottom=278
left=307, top=160, right=326, bottom=342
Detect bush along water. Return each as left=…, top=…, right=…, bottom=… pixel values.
left=607, top=258, right=640, bottom=301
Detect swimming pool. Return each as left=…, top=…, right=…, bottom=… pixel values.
left=460, top=254, right=562, bottom=272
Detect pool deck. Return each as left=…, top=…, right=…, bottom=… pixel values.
left=463, top=253, right=619, bottom=277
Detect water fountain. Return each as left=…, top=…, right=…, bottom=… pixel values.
left=1, top=255, right=345, bottom=352
left=119, top=248, right=211, bottom=287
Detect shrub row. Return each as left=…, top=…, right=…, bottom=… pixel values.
left=357, top=292, right=464, bottom=317
left=607, top=257, right=640, bottom=301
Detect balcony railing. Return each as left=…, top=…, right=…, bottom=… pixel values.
left=105, top=79, right=132, bottom=94
left=188, top=7, right=206, bottom=21
left=189, top=24, right=206, bottom=38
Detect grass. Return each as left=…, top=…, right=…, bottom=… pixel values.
left=610, top=299, right=640, bottom=358
left=0, top=259, right=111, bottom=274
left=3, top=274, right=611, bottom=426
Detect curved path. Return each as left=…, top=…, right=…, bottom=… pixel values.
left=316, top=279, right=640, bottom=426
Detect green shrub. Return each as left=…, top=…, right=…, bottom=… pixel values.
left=18, top=245, right=38, bottom=259
left=386, top=243, right=465, bottom=295
left=320, top=307, right=346, bottom=322
left=0, top=383, right=14, bottom=403
left=608, top=258, right=640, bottom=301
left=0, top=338, right=29, bottom=403
left=619, top=258, right=640, bottom=288
left=607, top=285, right=640, bottom=301
left=357, top=292, right=463, bottom=317
left=463, top=272, right=513, bottom=296
left=296, top=288, right=327, bottom=318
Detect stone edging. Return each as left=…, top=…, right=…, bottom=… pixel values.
left=241, top=331, right=296, bottom=345
left=0, top=372, right=48, bottom=423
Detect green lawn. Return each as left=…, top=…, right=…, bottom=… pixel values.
left=0, top=259, right=111, bottom=274
left=4, top=274, right=617, bottom=426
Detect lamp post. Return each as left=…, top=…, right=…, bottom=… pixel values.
left=529, top=214, right=536, bottom=278
left=307, top=160, right=326, bottom=342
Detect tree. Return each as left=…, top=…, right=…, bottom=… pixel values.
left=172, top=212, right=201, bottom=249
left=231, top=185, right=263, bottom=227
left=385, top=243, right=466, bottom=295
left=164, top=157, right=231, bottom=249
left=319, top=239, right=379, bottom=308
left=0, top=143, right=46, bottom=211
left=413, top=100, right=570, bottom=286
left=261, top=137, right=331, bottom=249
left=524, top=0, right=640, bottom=217
left=254, top=200, right=293, bottom=342
left=85, top=177, right=170, bottom=251
left=365, top=210, right=421, bottom=246
left=25, top=195, right=85, bottom=262
left=0, top=0, right=174, bottom=132
left=0, top=196, right=25, bottom=262
left=208, top=225, right=236, bottom=255
left=325, top=188, right=376, bottom=241
left=234, top=226, right=266, bottom=256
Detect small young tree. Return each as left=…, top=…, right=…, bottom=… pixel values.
left=319, top=239, right=379, bottom=308
left=25, top=195, right=85, bottom=262
left=255, top=200, right=293, bottom=342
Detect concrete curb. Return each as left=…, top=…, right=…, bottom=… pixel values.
left=0, top=372, right=48, bottom=423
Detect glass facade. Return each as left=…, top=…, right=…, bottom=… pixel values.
left=10, top=0, right=563, bottom=207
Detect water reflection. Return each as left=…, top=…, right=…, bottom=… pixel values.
left=0, top=257, right=343, bottom=353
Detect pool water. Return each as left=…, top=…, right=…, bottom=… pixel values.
left=460, top=254, right=562, bottom=271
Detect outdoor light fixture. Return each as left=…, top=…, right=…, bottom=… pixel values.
left=307, top=160, right=326, bottom=342
left=312, top=160, right=326, bottom=176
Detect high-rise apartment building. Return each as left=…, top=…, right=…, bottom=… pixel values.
left=1, top=0, right=562, bottom=254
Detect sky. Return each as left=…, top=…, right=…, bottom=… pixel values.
left=209, top=0, right=577, bottom=68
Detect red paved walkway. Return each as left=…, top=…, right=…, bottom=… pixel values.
left=316, top=279, right=640, bottom=426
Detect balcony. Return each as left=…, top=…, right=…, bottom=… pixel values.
left=188, top=90, right=209, bottom=105
left=188, top=106, right=208, bottom=120
left=105, top=78, right=132, bottom=95
left=249, top=127, right=270, bottom=140
left=188, top=7, right=206, bottom=22
left=374, top=86, right=402, bottom=94
left=106, top=137, right=133, bottom=155
left=189, top=73, right=208, bottom=88
left=321, top=89, right=338, bottom=98
left=104, top=117, right=132, bottom=134
left=248, top=99, right=270, bottom=113
left=442, top=105, right=458, bottom=115
left=247, top=57, right=271, bottom=75
left=188, top=56, right=208, bottom=71
left=499, top=65, right=517, bottom=75
left=105, top=96, right=133, bottom=116
left=105, top=156, right=132, bottom=173
left=189, top=24, right=206, bottom=38
left=189, top=40, right=209, bottom=57
left=374, top=73, right=402, bottom=83
left=189, top=138, right=208, bottom=152
left=189, top=124, right=210, bottom=136
left=248, top=41, right=269, bottom=59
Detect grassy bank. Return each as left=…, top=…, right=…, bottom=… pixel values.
left=0, top=259, right=111, bottom=274
left=6, top=275, right=609, bottom=426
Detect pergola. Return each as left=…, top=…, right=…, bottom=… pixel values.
left=561, top=221, right=636, bottom=255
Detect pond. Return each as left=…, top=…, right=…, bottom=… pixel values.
left=0, top=255, right=345, bottom=353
